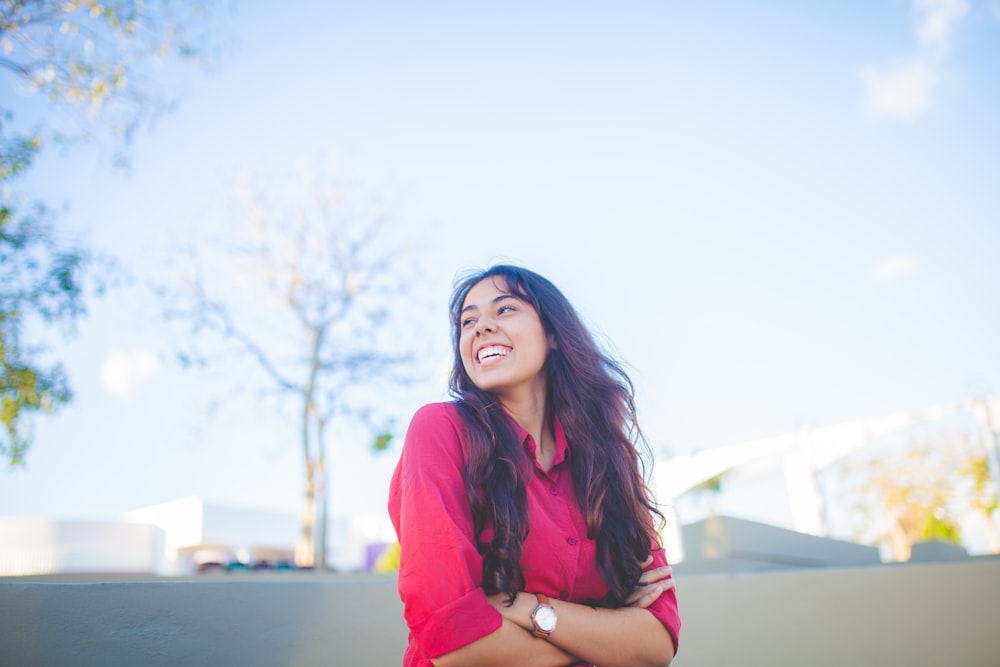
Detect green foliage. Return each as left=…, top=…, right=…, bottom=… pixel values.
left=920, top=510, right=961, bottom=543
left=963, top=456, right=999, bottom=515
left=0, top=341, right=73, bottom=467
left=839, top=431, right=996, bottom=559
left=372, top=432, right=393, bottom=452
left=0, top=114, right=39, bottom=180
left=0, top=1, right=219, bottom=466
left=690, top=472, right=725, bottom=495
left=0, top=140, right=84, bottom=467
left=1, top=0, right=221, bottom=159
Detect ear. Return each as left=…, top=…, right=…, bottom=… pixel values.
left=547, top=333, right=558, bottom=350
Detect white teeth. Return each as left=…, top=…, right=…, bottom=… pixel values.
left=477, top=346, right=510, bottom=362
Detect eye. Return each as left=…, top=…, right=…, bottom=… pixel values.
left=461, top=317, right=476, bottom=328
left=498, top=304, right=516, bottom=315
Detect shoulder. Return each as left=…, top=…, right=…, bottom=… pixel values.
left=403, top=402, right=468, bottom=458
left=390, top=404, right=474, bottom=524
left=408, top=401, right=465, bottom=434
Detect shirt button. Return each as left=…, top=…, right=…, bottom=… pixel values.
left=566, top=537, right=578, bottom=546
left=549, top=487, right=560, bottom=496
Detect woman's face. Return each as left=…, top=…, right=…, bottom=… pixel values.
left=458, top=276, right=553, bottom=402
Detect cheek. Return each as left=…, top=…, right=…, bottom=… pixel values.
left=458, top=333, right=475, bottom=368
left=461, top=353, right=475, bottom=375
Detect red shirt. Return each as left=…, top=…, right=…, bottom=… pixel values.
left=388, top=402, right=680, bottom=666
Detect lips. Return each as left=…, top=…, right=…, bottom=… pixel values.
left=477, top=345, right=511, bottom=363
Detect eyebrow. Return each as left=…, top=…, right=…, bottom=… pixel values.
left=461, top=293, right=517, bottom=314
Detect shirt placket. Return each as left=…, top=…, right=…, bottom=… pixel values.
left=536, top=461, right=581, bottom=602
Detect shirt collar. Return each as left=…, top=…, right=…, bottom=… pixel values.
left=511, top=413, right=570, bottom=468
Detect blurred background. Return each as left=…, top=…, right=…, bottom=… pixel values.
left=1, top=0, right=998, bottom=575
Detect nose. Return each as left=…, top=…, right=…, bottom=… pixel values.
left=475, top=316, right=496, bottom=335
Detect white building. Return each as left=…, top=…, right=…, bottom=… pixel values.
left=1, top=496, right=395, bottom=576
left=657, top=394, right=1000, bottom=561
left=0, top=518, right=166, bottom=576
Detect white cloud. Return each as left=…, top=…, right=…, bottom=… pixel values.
left=861, top=58, right=937, bottom=119
left=861, top=0, right=970, bottom=120
left=101, top=349, right=161, bottom=399
left=915, top=0, right=970, bottom=50
left=872, top=255, right=917, bottom=282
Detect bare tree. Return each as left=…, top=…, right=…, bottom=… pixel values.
left=159, top=168, right=427, bottom=568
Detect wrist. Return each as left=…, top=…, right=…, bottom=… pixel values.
left=490, top=591, right=536, bottom=632
left=529, top=592, right=558, bottom=639
left=514, top=592, right=538, bottom=631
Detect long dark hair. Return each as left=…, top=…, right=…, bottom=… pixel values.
left=448, top=265, right=663, bottom=606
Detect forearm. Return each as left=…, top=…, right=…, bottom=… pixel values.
left=432, top=618, right=579, bottom=667
left=550, top=601, right=674, bottom=667
left=499, top=593, right=675, bottom=667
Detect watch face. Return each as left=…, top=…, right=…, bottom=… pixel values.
left=536, top=606, right=557, bottom=631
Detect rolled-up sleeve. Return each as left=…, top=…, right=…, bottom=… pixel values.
left=643, top=538, right=681, bottom=654
left=388, top=403, right=502, bottom=660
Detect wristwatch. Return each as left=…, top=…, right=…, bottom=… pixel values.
left=530, top=593, right=557, bottom=638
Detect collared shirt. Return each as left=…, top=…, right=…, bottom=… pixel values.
left=388, top=402, right=680, bottom=666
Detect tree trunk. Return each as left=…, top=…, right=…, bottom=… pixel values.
left=301, top=329, right=324, bottom=568
left=315, top=413, right=328, bottom=570
left=297, top=389, right=316, bottom=568
left=296, top=460, right=316, bottom=567
left=979, top=509, right=1000, bottom=554
left=889, top=519, right=911, bottom=562
left=316, top=456, right=328, bottom=569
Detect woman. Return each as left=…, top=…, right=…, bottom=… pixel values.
left=389, top=265, right=679, bottom=667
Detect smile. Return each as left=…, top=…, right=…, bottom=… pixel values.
left=477, top=345, right=511, bottom=363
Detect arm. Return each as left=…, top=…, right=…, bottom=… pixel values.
left=432, top=620, right=579, bottom=667
left=489, top=561, right=677, bottom=667
left=437, top=561, right=675, bottom=667
left=490, top=594, right=674, bottom=667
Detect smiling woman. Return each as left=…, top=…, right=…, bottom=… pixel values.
left=388, top=265, right=680, bottom=667
left=457, top=276, right=554, bottom=406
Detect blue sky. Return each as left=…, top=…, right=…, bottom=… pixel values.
left=2, top=1, right=999, bottom=529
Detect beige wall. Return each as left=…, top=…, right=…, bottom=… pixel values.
left=2, top=559, right=998, bottom=666
left=672, top=558, right=999, bottom=666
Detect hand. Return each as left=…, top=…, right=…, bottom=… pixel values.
left=625, top=555, right=674, bottom=608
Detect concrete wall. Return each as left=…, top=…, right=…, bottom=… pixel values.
left=673, top=558, right=999, bottom=666
left=0, top=574, right=407, bottom=667
left=679, top=515, right=881, bottom=573
left=2, top=559, right=998, bottom=666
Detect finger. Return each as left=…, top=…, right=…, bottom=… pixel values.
left=626, top=574, right=676, bottom=606
left=641, top=555, right=654, bottom=568
left=642, top=564, right=671, bottom=579
left=627, top=584, right=665, bottom=609
left=637, top=565, right=672, bottom=586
